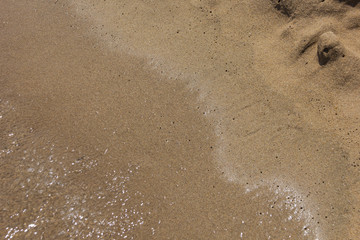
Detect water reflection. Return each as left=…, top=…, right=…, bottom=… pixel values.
left=1, top=93, right=316, bottom=239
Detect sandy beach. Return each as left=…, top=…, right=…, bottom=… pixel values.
left=0, top=0, right=359, bottom=239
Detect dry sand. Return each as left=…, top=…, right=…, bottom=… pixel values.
left=0, top=0, right=359, bottom=239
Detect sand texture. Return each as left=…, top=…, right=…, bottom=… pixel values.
left=0, top=0, right=359, bottom=239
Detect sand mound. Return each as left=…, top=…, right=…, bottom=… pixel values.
left=317, top=31, right=345, bottom=65
left=270, top=0, right=360, bottom=87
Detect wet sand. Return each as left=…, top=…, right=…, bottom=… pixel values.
left=0, top=0, right=359, bottom=239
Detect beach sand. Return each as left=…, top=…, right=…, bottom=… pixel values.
left=0, top=0, right=359, bottom=239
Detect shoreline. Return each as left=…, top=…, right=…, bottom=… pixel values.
left=0, top=0, right=358, bottom=239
